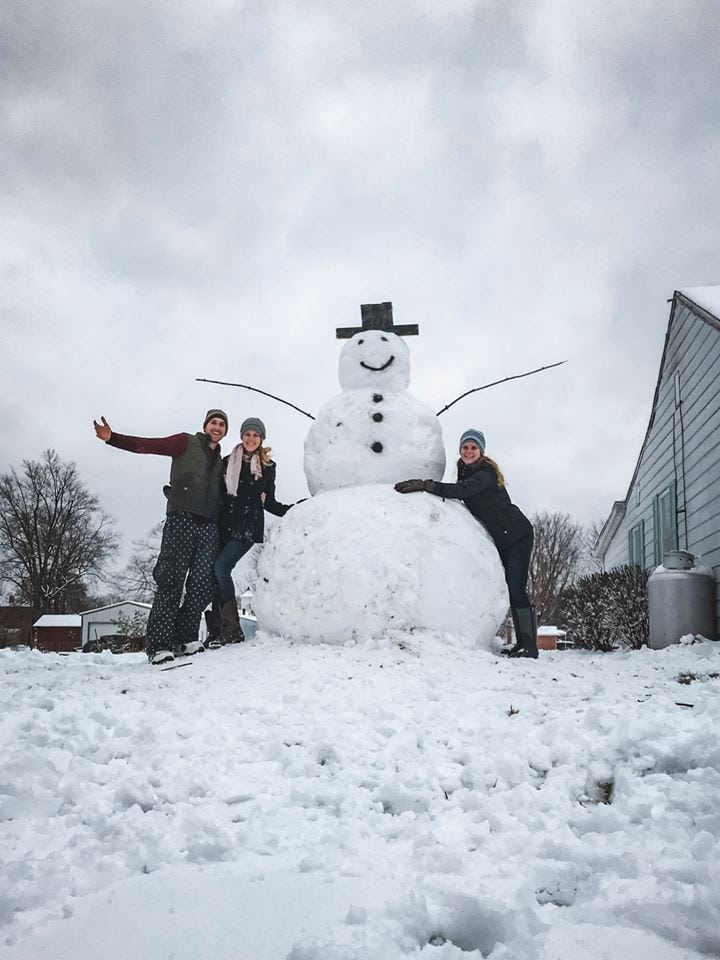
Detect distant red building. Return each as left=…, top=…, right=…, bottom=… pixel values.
left=537, top=626, right=571, bottom=651
left=32, top=615, right=82, bottom=653
left=0, top=606, right=38, bottom=647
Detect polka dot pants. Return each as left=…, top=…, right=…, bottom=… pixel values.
left=145, top=512, right=219, bottom=658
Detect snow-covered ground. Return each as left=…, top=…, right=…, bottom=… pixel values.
left=1, top=634, right=719, bottom=959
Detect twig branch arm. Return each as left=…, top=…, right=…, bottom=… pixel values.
left=436, top=361, right=567, bottom=416
left=196, top=379, right=316, bottom=420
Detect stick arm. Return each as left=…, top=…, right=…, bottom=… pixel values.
left=436, top=361, right=567, bottom=416
left=196, top=379, right=316, bottom=420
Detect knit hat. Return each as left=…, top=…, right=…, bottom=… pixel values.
left=459, top=428, right=486, bottom=453
left=203, top=409, right=229, bottom=431
left=240, top=417, right=266, bottom=440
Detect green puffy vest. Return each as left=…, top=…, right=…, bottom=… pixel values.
left=167, top=433, right=223, bottom=520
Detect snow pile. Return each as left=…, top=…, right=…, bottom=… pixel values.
left=254, top=485, right=508, bottom=644
left=1, top=637, right=720, bottom=959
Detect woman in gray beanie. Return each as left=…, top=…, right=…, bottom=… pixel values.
left=210, top=417, right=293, bottom=644
left=395, top=429, right=537, bottom=658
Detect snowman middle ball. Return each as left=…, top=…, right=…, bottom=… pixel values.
left=304, top=330, right=446, bottom=495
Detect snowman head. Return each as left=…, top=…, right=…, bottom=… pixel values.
left=338, top=330, right=411, bottom=393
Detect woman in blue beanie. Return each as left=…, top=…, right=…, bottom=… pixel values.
left=211, top=417, right=293, bottom=644
left=395, top=429, right=537, bottom=658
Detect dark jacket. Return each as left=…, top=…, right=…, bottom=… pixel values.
left=167, top=432, right=224, bottom=520
left=219, top=457, right=291, bottom=544
left=429, top=460, right=532, bottom=553
left=108, top=430, right=223, bottom=521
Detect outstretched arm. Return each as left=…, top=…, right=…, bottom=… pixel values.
left=428, top=474, right=496, bottom=499
left=262, top=464, right=293, bottom=517
left=93, top=417, right=189, bottom=456
left=395, top=472, right=496, bottom=499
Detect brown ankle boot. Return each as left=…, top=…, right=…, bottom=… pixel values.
left=220, top=598, right=245, bottom=644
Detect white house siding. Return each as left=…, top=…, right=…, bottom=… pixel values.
left=81, top=601, right=151, bottom=647
left=601, top=294, right=720, bottom=634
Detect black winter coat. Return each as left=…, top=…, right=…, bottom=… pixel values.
left=219, top=457, right=291, bottom=544
left=429, top=460, right=532, bottom=554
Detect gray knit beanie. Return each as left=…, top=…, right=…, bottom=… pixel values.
left=459, top=428, right=486, bottom=453
left=203, top=409, right=229, bottom=431
left=240, top=417, right=266, bottom=440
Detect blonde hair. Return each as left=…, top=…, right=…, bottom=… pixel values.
left=259, top=445, right=273, bottom=466
left=458, top=453, right=505, bottom=488
left=482, top=454, right=505, bottom=487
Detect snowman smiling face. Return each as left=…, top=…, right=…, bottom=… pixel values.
left=338, top=330, right=411, bottom=393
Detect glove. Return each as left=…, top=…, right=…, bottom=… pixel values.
left=394, top=479, right=432, bottom=494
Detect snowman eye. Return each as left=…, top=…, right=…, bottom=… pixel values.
left=358, top=339, right=364, bottom=345
left=381, top=336, right=387, bottom=342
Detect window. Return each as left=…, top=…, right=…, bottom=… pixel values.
left=653, top=482, right=678, bottom=564
left=628, top=520, right=645, bottom=567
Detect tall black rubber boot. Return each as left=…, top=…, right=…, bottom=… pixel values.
left=509, top=605, right=538, bottom=659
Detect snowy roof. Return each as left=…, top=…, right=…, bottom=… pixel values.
left=80, top=601, right=152, bottom=616
left=537, top=626, right=566, bottom=636
left=679, top=285, right=720, bottom=319
left=34, top=615, right=82, bottom=628
left=595, top=500, right=626, bottom=557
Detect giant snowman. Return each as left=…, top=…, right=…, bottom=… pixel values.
left=253, top=303, right=509, bottom=646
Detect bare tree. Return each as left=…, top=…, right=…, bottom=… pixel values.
left=529, top=510, right=584, bottom=625
left=578, top=519, right=606, bottom=576
left=114, top=522, right=163, bottom=602
left=0, top=450, right=118, bottom=613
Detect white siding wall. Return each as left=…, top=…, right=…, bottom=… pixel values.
left=603, top=300, right=720, bottom=633
left=81, top=602, right=151, bottom=646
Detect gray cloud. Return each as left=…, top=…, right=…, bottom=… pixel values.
left=2, top=0, right=719, bottom=568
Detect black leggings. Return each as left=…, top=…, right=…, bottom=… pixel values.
left=500, top=532, right=534, bottom=608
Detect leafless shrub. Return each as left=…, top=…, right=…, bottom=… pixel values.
left=559, top=565, right=649, bottom=651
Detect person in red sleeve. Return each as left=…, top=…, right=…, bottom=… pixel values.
left=93, top=409, right=228, bottom=665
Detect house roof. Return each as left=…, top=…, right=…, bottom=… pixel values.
left=595, top=501, right=626, bottom=559
left=596, top=287, right=720, bottom=558
left=680, top=285, right=720, bottom=322
left=537, top=626, right=566, bottom=636
left=80, top=601, right=152, bottom=616
left=34, top=615, right=82, bottom=628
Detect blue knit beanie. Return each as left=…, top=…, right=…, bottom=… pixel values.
left=459, top=429, right=486, bottom=454
left=240, top=417, right=266, bottom=440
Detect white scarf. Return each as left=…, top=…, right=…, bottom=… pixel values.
left=225, top=443, right=262, bottom=496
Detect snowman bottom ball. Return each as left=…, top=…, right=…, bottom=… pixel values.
left=253, top=485, right=509, bottom=646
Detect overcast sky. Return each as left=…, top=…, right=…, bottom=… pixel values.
left=2, top=0, right=719, bottom=567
